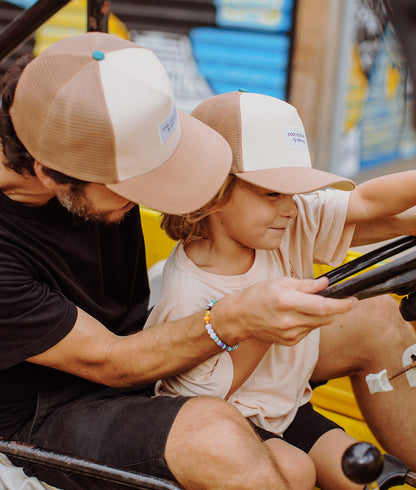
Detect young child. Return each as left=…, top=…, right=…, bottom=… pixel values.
left=145, top=91, right=416, bottom=490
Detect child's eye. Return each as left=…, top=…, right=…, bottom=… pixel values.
left=266, top=192, right=281, bottom=198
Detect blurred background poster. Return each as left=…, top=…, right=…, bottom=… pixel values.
left=339, top=0, right=416, bottom=176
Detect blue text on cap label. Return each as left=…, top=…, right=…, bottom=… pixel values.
left=159, top=105, right=178, bottom=144
left=285, top=128, right=307, bottom=149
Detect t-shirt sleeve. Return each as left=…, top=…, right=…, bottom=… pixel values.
left=155, top=352, right=233, bottom=399
left=0, top=255, right=77, bottom=369
left=295, top=189, right=355, bottom=267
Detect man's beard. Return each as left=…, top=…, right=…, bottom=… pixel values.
left=55, top=186, right=131, bottom=224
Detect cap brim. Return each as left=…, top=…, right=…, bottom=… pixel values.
left=235, top=167, right=355, bottom=194
left=107, top=110, right=232, bottom=214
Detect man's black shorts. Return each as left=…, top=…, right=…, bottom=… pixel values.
left=13, top=383, right=341, bottom=488
left=13, top=381, right=189, bottom=489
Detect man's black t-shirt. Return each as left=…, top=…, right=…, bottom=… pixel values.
left=0, top=190, right=150, bottom=437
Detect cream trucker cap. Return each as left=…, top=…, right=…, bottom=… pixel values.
left=9, top=32, right=232, bottom=214
left=191, top=91, right=355, bottom=194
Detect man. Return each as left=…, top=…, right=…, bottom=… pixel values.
left=0, top=31, right=415, bottom=489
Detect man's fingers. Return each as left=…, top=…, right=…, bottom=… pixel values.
left=311, top=276, right=330, bottom=292
left=270, top=280, right=359, bottom=317
left=236, top=277, right=360, bottom=346
left=276, top=276, right=329, bottom=293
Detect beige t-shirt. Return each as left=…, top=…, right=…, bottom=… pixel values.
left=145, top=189, right=355, bottom=435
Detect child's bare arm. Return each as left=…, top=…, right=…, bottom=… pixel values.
left=351, top=206, right=416, bottom=246
left=346, top=170, right=416, bottom=225
left=226, top=339, right=271, bottom=397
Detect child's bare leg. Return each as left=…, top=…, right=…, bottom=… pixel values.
left=308, top=429, right=363, bottom=490
left=265, top=437, right=316, bottom=490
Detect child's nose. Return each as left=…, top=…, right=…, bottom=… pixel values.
left=280, top=195, right=297, bottom=218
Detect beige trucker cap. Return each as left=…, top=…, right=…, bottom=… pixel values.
left=9, top=32, right=232, bottom=214
left=191, top=91, right=355, bottom=194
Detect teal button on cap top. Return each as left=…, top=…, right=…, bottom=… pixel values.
left=93, top=50, right=105, bottom=60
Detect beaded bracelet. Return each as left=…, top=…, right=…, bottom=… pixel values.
left=204, top=299, right=240, bottom=352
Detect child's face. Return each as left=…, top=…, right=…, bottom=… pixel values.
left=214, top=183, right=297, bottom=250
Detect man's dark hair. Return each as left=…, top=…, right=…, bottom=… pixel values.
left=0, top=54, right=88, bottom=187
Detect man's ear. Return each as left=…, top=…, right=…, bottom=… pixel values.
left=33, top=161, right=61, bottom=191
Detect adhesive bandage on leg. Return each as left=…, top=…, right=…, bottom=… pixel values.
left=365, top=369, right=394, bottom=395
left=402, top=343, right=416, bottom=388
left=366, top=343, right=416, bottom=395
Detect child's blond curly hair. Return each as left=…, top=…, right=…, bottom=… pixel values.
left=161, top=175, right=258, bottom=246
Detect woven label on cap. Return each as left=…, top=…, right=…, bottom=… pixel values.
left=159, top=105, right=178, bottom=144
left=285, top=128, right=307, bottom=149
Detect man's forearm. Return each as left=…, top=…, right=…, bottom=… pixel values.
left=106, top=294, right=246, bottom=387
left=28, top=278, right=357, bottom=388
left=105, top=310, right=226, bottom=387
left=27, top=307, right=227, bottom=388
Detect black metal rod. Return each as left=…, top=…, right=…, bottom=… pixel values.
left=318, top=235, right=416, bottom=286
left=319, top=251, right=416, bottom=299
left=0, top=0, right=73, bottom=63
left=87, top=0, right=111, bottom=33
left=0, top=440, right=181, bottom=490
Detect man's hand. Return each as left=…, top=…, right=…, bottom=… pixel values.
left=213, top=276, right=359, bottom=346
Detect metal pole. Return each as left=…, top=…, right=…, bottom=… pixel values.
left=0, top=440, right=181, bottom=489
left=87, top=0, right=111, bottom=33
left=318, top=235, right=416, bottom=285
left=0, top=0, right=72, bottom=63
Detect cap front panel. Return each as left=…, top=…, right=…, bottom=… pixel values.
left=240, top=93, right=311, bottom=172
left=107, top=110, right=232, bottom=212
left=98, top=48, right=180, bottom=181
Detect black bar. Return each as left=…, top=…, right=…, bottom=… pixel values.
left=0, top=0, right=73, bottom=63
left=319, top=252, right=416, bottom=299
left=318, top=235, right=416, bottom=286
left=87, top=0, right=111, bottom=33
left=0, top=440, right=181, bottom=490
